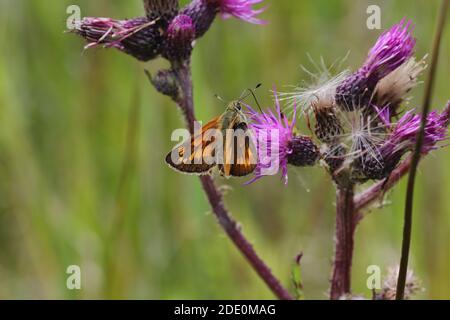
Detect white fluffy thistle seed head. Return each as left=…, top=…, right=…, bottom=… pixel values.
left=278, top=55, right=351, bottom=114
left=374, top=56, right=427, bottom=111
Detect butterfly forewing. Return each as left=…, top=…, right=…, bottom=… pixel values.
left=165, top=117, right=220, bottom=175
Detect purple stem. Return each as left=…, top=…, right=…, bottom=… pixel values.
left=169, top=61, right=293, bottom=300
left=330, top=185, right=355, bottom=299
left=331, top=156, right=415, bottom=300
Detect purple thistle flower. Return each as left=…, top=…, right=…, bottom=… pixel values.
left=247, top=91, right=318, bottom=185
left=364, top=18, right=416, bottom=79
left=219, top=0, right=267, bottom=24
left=336, top=19, right=416, bottom=110
left=73, top=17, right=162, bottom=61
left=373, top=105, right=392, bottom=127
left=389, top=107, right=449, bottom=154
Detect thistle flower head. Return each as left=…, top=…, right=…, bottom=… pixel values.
left=218, top=0, right=267, bottom=24
left=73, top=17, right=162, bottom=61
left=336, top=19, right=416, bottom=110
left=247, top=91, right=319, bottom=185
left=364, top=19, right=416, bottom=79
left=388, top=106, right=450, bottom=154
left=355, top=104, right=450, bottom=180
left=247, top=93, right=296, bottom=184
left=331, top=108, right=389, bottom=180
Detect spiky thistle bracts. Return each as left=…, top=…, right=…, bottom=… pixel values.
left=313, top=105, right=344, bottom=144
left=143, top=0, right=179, bottom=23
left=335, top=19, right=416, bottom=111
left=180, top=0, right=218, bottom=39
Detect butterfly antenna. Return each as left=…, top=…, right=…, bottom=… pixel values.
left=247, top=83, right=263, bottom=113
left=214, top=94, right=225, bottom=103
left=238, top=88, right=249, bottom=100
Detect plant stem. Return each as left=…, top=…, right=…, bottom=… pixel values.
left=396, top=0, right=449, bottom=300
left=330, top=184, right=355, bottom=300
left=199, top=176, right=293, bottom=300
left=169, top=61, right=293, bottom=300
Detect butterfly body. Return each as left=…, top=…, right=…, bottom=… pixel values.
left=166, top=101, right=257, bottom=177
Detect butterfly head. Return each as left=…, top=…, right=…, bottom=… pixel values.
left=226, top=100, right=245, bottom=116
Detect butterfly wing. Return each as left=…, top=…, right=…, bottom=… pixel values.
left=219, top=122, right=257, bottom=177
left=229, top=137, right=257, bottom=177
left=165, top=117, right=220, bottom=175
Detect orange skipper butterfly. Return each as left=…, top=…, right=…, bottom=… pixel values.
left=165, top=99, right=258, bottom=177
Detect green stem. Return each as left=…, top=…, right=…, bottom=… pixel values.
left=397, top=0, right=449, bottom=300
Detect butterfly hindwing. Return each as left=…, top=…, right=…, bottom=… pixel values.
left=219, top=122, right=257, bottom=177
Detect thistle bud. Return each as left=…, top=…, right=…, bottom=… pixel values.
left=353, top=152, right=400, bottom=181
left=164, top=14, right=196, bottom=62
left=150, top=69, right=179, bottom=99
left=287, top=136, right=320, bottom=167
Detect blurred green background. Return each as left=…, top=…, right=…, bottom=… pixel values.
left=0, top=0, right=449, bottom=299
